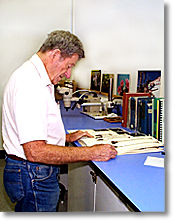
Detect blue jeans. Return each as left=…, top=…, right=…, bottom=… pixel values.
left=3, top=157, right=60, bottom=212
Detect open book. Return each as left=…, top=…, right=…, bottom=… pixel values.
left=68, top=128, right=164, bottom=155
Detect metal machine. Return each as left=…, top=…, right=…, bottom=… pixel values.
left=56, top=78, right=122, bottom=119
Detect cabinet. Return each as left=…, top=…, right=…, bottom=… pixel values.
left=68, top=162, right=130, bottom=212
left=68, top=162, right=94, bottom=211
left=95, top=176, right=129, bottom=212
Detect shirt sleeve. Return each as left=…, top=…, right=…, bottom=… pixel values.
left=14, top=82, right=48, bottom=144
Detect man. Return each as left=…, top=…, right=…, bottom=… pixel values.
left=2, top=30, right=117, bottom=212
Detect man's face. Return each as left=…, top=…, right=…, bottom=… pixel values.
left=49, top=52, right=79, bottom=85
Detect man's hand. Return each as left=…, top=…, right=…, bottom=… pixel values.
left=66, top=131, right=118, bottom=161
left=89, top=144, right=117, bottom=161
left=66, top=130, right=93, bottom=143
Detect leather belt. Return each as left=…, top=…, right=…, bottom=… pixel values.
left=7, top=154, right=25, bottom=161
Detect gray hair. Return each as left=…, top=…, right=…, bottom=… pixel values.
left=38, top=30, right=85, bottom=59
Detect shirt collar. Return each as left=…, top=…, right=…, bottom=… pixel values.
left=29, top=54, right=52, bottom=87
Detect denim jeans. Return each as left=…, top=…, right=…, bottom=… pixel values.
left=3, top=157, right=60, bottom=212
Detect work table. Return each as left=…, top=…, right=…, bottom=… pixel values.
left=60, top=102, right=165, bottom=212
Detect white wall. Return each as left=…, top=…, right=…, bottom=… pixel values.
left=72, top=0, right=164, bottom=94
left=0, top=0, right=72, bottom=148
left=0, top=0, right=164, bottom=149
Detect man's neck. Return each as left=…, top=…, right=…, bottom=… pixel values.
left=37, top=51, right=50, bottom=75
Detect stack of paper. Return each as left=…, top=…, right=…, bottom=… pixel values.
left=68, top=128, right=164, bottom=155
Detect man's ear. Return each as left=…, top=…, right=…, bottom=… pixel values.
left=49, top=49, right=61, bottom=60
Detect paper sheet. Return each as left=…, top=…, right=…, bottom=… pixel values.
left=144, top=156, right=164, bottom=168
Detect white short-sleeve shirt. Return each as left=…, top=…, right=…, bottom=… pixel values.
left=2, top=54, right=66, bottom=159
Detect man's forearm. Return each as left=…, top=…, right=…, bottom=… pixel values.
left=23, top=140, right=117, bottom=164
left=23, top=140, right=92, bottom=164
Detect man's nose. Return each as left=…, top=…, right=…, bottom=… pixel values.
left=65, top=69, right=72, bottom=79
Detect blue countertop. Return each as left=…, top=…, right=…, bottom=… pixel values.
left=93, top=152, right=164, bottom=212
left=60, top=103, right=165, bottom=212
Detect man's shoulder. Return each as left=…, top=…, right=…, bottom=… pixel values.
left=12, top=58, right=40, bottom=84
